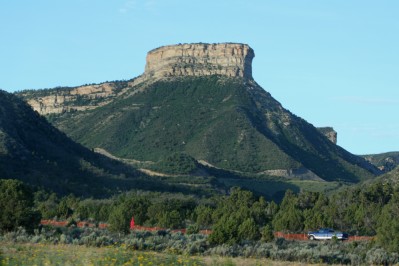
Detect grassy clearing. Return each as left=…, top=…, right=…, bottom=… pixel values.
left=0, top=242, right=326, bottom=266
left=0, top=242, right=200, bottom=266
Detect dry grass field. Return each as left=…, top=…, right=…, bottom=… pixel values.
left=0, top=242, right=329, bottom=266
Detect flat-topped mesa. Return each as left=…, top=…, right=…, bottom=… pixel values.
left=143, top=43, right=255, bottom=80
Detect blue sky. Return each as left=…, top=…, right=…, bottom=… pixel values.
left=1, top=0, right=398, bottom=155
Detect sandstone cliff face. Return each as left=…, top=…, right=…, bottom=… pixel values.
left=143, top=43, right=254, bottom=80
left=22, top=83, right=122, bottom=115
left=20, top=43, right=255, bottom=115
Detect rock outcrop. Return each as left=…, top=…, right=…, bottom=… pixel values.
left=262, top=167, right=325, bottom=181
left=143, top=43, right=254, bottom=80
left=317, top=127, right=337, bottom=144
left=19, top=83, right=124, bottom=115
left=19, top=43, right=255, bottom=116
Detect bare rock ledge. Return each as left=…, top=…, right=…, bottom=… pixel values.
left=22, top=43, right=255, bottom=115
left=142, top=43, right=255, bottom=80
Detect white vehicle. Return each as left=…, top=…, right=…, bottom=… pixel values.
left=307, top=228, right=348, bottom=240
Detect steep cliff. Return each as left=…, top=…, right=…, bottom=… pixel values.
left=18, top=43, right=254, bottom=116
left=144, top=43, right=254, bottom=80
left=18, top=82, right=128, bottom=115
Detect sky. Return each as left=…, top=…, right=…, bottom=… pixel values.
left=1, top=0, right=398, bottom=155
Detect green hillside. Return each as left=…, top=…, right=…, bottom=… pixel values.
left=378, top=165, right=399, bottom=186
left=362, top=152, right=399, bottom=172
left=0, top=90, right=215, bottom=197
left=45, top=76, right=379, bottom=183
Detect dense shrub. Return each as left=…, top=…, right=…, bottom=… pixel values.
left=186, top=224, right=200, bottom=234
left=376, top=192, right=399, bottom=253
left=108, top=206, right=130, bottom=234
left=261, top=224, right=274, bottom=242
left=0, top=179, right=41, bottom=233
left=150, top=153, right=199, bottom=174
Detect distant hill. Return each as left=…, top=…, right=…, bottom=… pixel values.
left=16, top=43, right=381, bottom=184
left=0, top=90, right=214, bottom=197
left=361, top=152, right=399, bottom=172
left=380, top=165, right=399, bottom=185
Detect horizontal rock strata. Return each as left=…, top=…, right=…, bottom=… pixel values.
left=143, top=43, right=254, bottom=80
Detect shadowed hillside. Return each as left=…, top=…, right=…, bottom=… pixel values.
left=0, top=90, right=216, bottom=197
left=34, top=76, right=379, bottom=183
left=16, top=43, right=381, bottom=190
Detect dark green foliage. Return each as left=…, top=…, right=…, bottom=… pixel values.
left=186, top=224, right=200, bottom=234
left=150, top=153, right=199, bottom=174
left=146, top=197, right=195, bottom=229
left=3, top=180, right=399, bottom=262
left=209, top=188, right=269, bottom=244
left=376, top=191, right=399, bottom=252
left=1, top=89, right=223, bottom=198
left=238, top=218, right=260, bottom=241
left=35, top=192, right=79, bottom=221
left=108, top=195, right=151, bottom=234
left=54, top=77, right=297, bottom=173
left=108, top=205, right=130, bottom=234
left=56, top=195, right=77, bottom=220
left=194, top=205, right=214, bottom=228
left=35, top=192, right=59, bottom=219
left=260, top=224, right=274, bottom=242
left=90, top=191, right=197, bottom=231
left=0, top=179, right=41, bottom=233
left=302, top=193, right=333, bottom=230
left=328, top=182, right=392, bottom=235
left=34, top=76, right=379, bottom=182
left=0, top=90, right=146, bottom=197
left=267, top=180, right=399, bottom=242
left=158, top=210, right=183, bottom=229
left=74, top=198, right=112, bottom=222
left=272, top=190, right=304, bottom=233
left=209, top=214, right=241, bottom=245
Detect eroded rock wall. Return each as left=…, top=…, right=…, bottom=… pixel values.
left=143, top=43, right=254, bottom=80
left=22, top=83, right=119, bottom=115
left=20, top=43, right=256, bottom=115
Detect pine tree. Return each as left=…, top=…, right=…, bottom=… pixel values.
left=0, top=179, right=41, bottom=233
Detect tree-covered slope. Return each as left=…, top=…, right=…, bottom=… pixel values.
left=1, top=90, right=206, bottom=197
left=378, top=165, right=399, bottom=186
left=47, top=76, right=380, bottom=182
left=362, top=152, right=399, bottom=172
